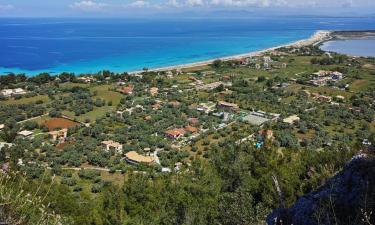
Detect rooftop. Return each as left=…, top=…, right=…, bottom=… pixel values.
left=49, top=128, right=68, bottom=136
left=165, top=128, right=186, bottom=137
left=283, top=115, right=300, bottom=124
left=117, top=86, right=134, bottom=94
left=18, top=130, right=33, bottom=137
left=218, top=101, right=239, bottom=109
left=102, top=140, right=122, bottom=148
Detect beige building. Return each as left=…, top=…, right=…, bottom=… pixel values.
left=49, top=128, right=68, bottom=142
left=283, top=115, right=300, bottom=125
left=149, top=87, right=159, bottom=96
left=102, top=140, right=123, bottom=154
left=217, top=101, right=240, bottom=111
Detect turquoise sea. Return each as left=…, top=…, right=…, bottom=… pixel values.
left=1, top=17, right=375, bottom=75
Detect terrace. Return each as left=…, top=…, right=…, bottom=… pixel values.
left=124, top=151, right=155, bottom=165
left=241, top=111, right=280, bottom=126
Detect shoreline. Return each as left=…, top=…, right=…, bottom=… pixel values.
left=2, top=29, right=375, bottom=76
left=0, top=30, right=333, bottom=76
left=129, top=30, right=332, bottom=74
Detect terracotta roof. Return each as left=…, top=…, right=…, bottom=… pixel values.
left=258, top=130, right=273, bottom=137
left=165, top=128, right=186, bottom=137
left=117, top=86, right=134, bottom=94
left=125, top=151, right=155, bottom=164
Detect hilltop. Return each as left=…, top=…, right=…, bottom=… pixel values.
left=267, top=153, right=375, bottom=225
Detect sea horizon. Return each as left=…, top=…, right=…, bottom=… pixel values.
left=1, top=16, right=375, bottom=76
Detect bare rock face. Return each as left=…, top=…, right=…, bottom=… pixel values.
left=267, top=154, right=375, bottom=225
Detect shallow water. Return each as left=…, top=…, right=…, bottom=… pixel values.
left=321, top=39, right=375, bottom=57
left=1, top=17, right=375, bottom=75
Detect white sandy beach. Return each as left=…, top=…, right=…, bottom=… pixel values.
left=129, top=30, right=332, bottom=74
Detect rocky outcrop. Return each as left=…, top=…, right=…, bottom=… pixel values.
left=267, top=154, right=375, bottom=225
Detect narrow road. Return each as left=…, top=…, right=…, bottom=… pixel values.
left=17, top=113, right=48, bottom=124
left=47, top=166, right=118, bottom=172
left=153, top=148, right=162, bottom=165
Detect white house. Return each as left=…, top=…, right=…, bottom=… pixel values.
left=13, top=88, right=27, bottom=95
left=0, top=89, right=13, bottom=97
left=17, top=130, right=33, bottom=138
left=102, top=140, right=123, bottom=154
left=0, top=88, right=27, bottom=97
left=263, top=56, right=272, bottom=63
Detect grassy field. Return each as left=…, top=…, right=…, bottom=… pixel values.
left=60, top=85, right=123, bottom=122
left=57, top=169, right=126, bottom=196
left=77, top=106, right=114, bottom=122
left=59, top=82, right=90, bottom=89
left=18, top=114, right=50, bottom=124
left=2, top=95, right=50, bottom=105
left=183, top=123, right=253, bottom=158
left=350, top=79, right=374, bottom=92
left=90, top=85, right=122, bottom=106
left=182, top=65, right=211, bottom=72
left=285, top=84, right=352, bottom=98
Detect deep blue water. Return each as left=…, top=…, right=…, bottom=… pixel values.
left=1, top=17, right=375, bottom=75
left=321, top=39, right=375, bottom=57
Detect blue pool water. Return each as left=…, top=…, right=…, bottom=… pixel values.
left=1, top=17, right=375, bottom=75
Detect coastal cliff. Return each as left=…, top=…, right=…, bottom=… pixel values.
left=267, top=153, right=375, bottom=225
